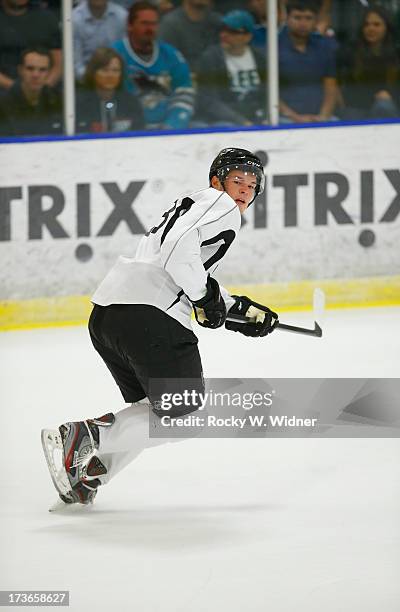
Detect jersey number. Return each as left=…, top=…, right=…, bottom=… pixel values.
left=145, top=197, right=195, bottom=245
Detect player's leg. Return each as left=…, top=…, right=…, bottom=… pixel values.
left=42, top=305, right=148, bottom=504
left=90, top=303, right=204, bottom=414
left=91, top=304, right=204, bottom=482
left=42, top=304, right=204, bottom=503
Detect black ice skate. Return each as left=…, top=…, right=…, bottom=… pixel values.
left=41, top=413, right=115, bottom=506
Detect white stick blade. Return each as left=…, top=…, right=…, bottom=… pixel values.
left=313, top=287, right=326, bottom=325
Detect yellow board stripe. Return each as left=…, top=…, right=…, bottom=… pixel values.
left=226, top=275, right=400, bottom=312
left=1, top=275, right=399, bottom=332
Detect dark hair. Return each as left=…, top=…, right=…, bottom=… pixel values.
left=128, top=1, right=159, bottom=24
left=352, top=4, right=398, bottom=78
left=19, top=46, right=52, bottom=68
left=83, top=47, right=124, bottom=90
left=359, top=4, right=396, bottom=48
left=286, top=1, right=319, bottom=16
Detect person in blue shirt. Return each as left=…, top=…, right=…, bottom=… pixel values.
left=278, top=0, right=338, bottom=123
left=112, top=0, right=194, bottom=130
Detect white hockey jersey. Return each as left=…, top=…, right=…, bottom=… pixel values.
left=92, top=187, right=241, bottom=329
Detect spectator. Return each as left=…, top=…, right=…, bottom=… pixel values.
left=279, top=0, right=338, bottom=122
left=76, top=47, right=145, bottom=133
left=0, top=48, right=62, bottom=136
left=159, top=0, right=221, bottom=72
left=0, top=0, right=62, bottom=93
left=337, top=5, right=400, bottom=120
left=247, top=0, right=287, bottom=50
left=196, top=10, right=266, bottom=126
left=281, top=0, right=334, bottom=36
left=331, top=0, right=400, bottom=47
left=112, top=1, right=195, bottom=130
left=73, top=0, right=128, bottom=81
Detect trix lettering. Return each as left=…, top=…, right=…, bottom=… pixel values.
left=0, top=181, right=146, bottom=241
left=253, top=169, right=400, bottom=228
left=0, top=171, right=399, bottom=252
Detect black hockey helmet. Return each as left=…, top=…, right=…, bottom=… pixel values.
left=209, top=148, right=265, bottom=201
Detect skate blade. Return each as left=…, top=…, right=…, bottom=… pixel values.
left=41, top=429, right=72, bottom=498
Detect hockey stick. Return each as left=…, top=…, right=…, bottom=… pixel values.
left=226, top=288, right=325, bottom=338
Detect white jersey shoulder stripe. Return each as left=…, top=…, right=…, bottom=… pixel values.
left=122, top=36, right=159, bottom=67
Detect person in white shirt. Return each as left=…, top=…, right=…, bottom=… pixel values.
left=195, top=10, right=267, bottom=126
left=73, top=0, right=128, bottom=81
left=41, top=148, right=279, bottom=506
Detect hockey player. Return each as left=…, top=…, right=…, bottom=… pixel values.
left=42, top=148, right=279, bottom=506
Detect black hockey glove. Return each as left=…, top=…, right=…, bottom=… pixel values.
left=226, top=296, right=279, bottom=337
left=192, top=276, right=227, bottom=329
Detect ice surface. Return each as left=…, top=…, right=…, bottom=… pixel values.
left=0, top=306, right=399, bottom=612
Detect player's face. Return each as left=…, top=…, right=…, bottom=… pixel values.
left=19, top=52, right=50, bottom=93
left=212, top=170, right=258, bottom=213
left=287, top=9, right=316, bottom=38
left=94, top=57, right=122, bottom=91
left=363, top=12, right=387, bottom=46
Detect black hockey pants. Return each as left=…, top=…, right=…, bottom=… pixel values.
left=88, top=304, right=204, bottom=418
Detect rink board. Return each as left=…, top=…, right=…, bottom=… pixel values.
left=0, top=124, right=399, bottom=328
left=1, top=275, right=399, bottom=331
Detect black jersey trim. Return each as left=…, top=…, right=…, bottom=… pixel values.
left=201, top=230, right=236, bottom=271
left=166, top=289, right=185, bottom=310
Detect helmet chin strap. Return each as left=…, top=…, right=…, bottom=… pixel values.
left=248, top=190, right=259, bottom=206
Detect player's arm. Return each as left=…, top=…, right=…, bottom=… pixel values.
left=159, top=196, right=241, bottom=327
left=206, top=258, right=278, bottom=337
left=210, top=274, right=278, bottom=337
left=159, top=222, right=226, bottom=328
left=206, top=266, right=278, bottom=336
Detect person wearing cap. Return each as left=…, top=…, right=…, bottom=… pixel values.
left=195, top=9, right=267, bottom=127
